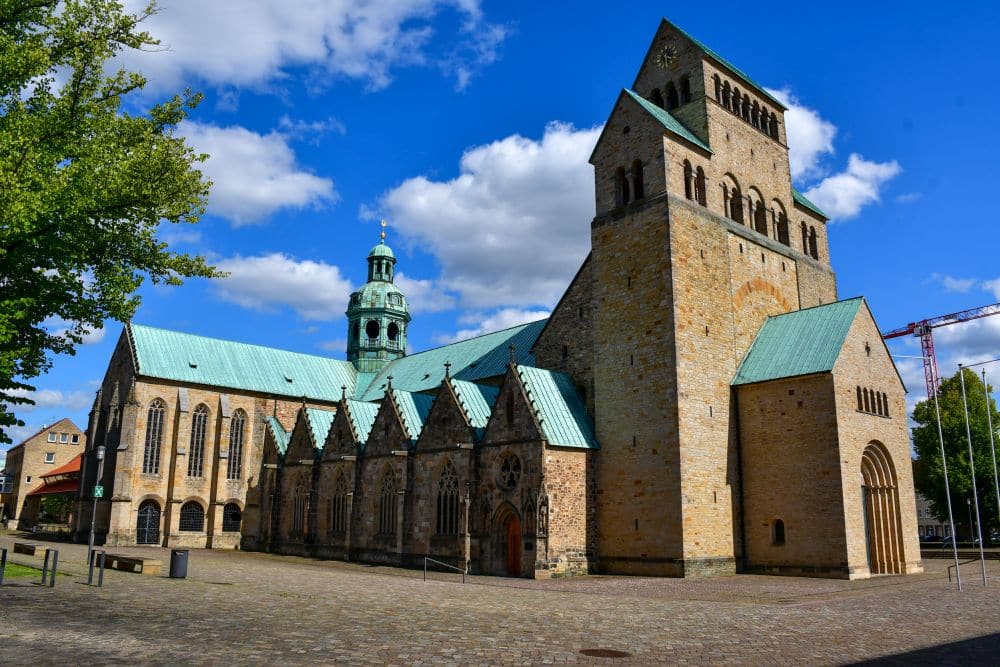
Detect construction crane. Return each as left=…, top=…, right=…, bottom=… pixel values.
left=882, top=302, right=1000, bottom=397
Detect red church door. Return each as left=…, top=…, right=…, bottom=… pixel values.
left=505, top=515, right=521, bottom=576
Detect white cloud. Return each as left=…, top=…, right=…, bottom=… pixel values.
left=934, top=317, right=1000, bottom=368
left=985, top=278, right=1000, bottom=302
left=5, top=424, right=42, bottom=446
left=382, top=121, right=602, bottom=310
left=159, top=228, right=202, bottom=246
left=180, top=121, right=336, bottom=225
left=395, top=273, right=457, bottom=313
left=43, top=317, right=105, bottom=346
left=278, top=115, right=347, bottom=142
left=5, top=388, right=94, bottom=413
left=803, top=154, right=901, bottom=220
left=120, top=0, right=505, bottom=91
left=929, top=273, right=977, bottom=294
left=214, top=253, right=353, bottom=321
left=435, top=308, right=550, bottom=344
left=766, top=87, right=836, bottom=181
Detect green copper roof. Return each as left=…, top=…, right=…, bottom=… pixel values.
left=344, top=399, right=379, bottom=443
left=450, top=380, right=499, bottom=429
left=368, top=242, right=395, bottom=259
left=732, top=298, right=864, bottom=386
left=128, top=324, right=356, bottom=401
left=792, top=188, right=828, bottom=220
left=625, top=89, right=712, bottom=154
left=516, top=365, right=598, bottom=450
left=391, top=389, right=436, bottom=443
left=359, top=320, right=546, bottom=400
left=663, top=18, right=785, bottom=110
left=304, top=408, right=335, bottom=450
left=264, top=416, right=290, bottom=455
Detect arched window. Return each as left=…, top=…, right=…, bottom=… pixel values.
left=751, top=101, right=760, bottom=128
left=665, top=81, right=679, bottom=109
left=679, top=75, right=691, bottom=104
left=351, top=320, right=360, bottom=342
left=741, top=97, right=750, bottom=121
left=650, top=88, right=664, bottom=109
left=179, top=501, right=205, bottom=532
left=631, top=159, right=644, bottom=200
left=809, top=226, right=819, bottom=260
left=748, top=189, right=767, bottom=236
left=226, top=409, right=246, bottom=480
left=187, top=404, right=208, bottom=478
left=713, top=75, right=722, bottom=102
left=365, top=319, right=380, bottom=340
left=695, top=167, right=707, bottom=206
left=882, top=393, right=890, bottom=417
left=523, top=497, right=536, bottom=536
left=732, top=89, right=742, bottom=116
left=722, top=174, right=743, bottom=223
left=772, top=519, right=785, bottom=545
left=136, top=500, right=160, bottom=544
left=436, top=460, right=461, bottom=535
left=800, top=222, right=809, bottom=253
left=222, top=503, right=242, bottom=532
left=769, top=115, right=780, bottom=139
left=387, top=322, right=399, bottom=341
left=772, top=200, right=789, bottom=246
left=683, top=160, right=694, bottom=201
left=857, top=386, right=864, bottom=411
left=378, top=470, right=397, bottom=535
left=863, top=388, right=871, bottom=413
left=142, top=399, right=165, bottom=474
left=292, top=482, right=308, bottom=534
left=331, top=472, right=349, bottom=534
left=722, top=81, right=731, bottom=109
left=614, top=166, right=630, bottom=207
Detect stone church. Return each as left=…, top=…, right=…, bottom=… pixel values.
left=74, top=18, right=921, bottom=579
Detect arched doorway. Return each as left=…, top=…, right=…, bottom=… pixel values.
left=136, top=500, right=160, bottom=545
left=861, top=442, right=905, bottom=574
left=503, top=513, right=521, bottom=577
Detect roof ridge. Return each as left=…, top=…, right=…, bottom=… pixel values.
left=624, top=89, right=713, bottom=154
left=398, top=318, right=548, bottom=360
left=768, top=297, right=864, bottom=320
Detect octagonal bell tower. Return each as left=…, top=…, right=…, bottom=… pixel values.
left=346, top=222, right=410, bottom=373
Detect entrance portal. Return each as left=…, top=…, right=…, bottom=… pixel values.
left=861, top=442, right=904, bottom=574
left=504, top=514, right=521, bottom=576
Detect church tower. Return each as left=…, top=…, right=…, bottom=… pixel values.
left=346, top=222, right=410, bottom=374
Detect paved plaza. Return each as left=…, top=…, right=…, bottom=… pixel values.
left=1, top=533, right=998, bottom=665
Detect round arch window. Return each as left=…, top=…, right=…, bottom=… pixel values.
left=387, top=322, right=399, bottom=341
left=365, top=320, right=380, bottom=339
left=498, top=453, right=522, bottom=490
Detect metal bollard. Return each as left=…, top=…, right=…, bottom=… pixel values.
left=48, top=549, right=58, bottom=587
left=41, top=549, right=51, bottom=585
left=88, top=549, right=95, bottom=585
left=0, top=547, right=6, bottom=586
left=97, top=551, right=106, bottom=588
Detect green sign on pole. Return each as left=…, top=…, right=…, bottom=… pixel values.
left=93, top=485, right=104, bottom=498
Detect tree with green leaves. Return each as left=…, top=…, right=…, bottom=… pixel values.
left=912, top=367, right=1000, bottom=536
left=1, top=0, right=220, bottom=443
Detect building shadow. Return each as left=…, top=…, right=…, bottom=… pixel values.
left=850, top=633, right=1000, bottom=665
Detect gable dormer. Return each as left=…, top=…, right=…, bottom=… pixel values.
left=285, top=408, right=333, bottom=464
left=482, top=365, right=544, bottom=445
left=365, top=390, right=411, bottom=456
left=322, top=399, right=378, bottom=460
left=416, top=380, right=478, bottom=452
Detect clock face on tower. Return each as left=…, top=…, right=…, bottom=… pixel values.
left=655, top=42, right=679, bottom=70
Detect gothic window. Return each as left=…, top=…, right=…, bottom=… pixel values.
left=695, top=167, right=707, bottom=206
left=179, top=501, right=205, bottom=532
left=222, top=503, right=242, bottom=532
left=187, top=404, right=208, bottom=478
left=857, top=386, right=864, bottom=411
left=331, top=472, right=349, bottom=534
left=631, top=159, right=644, bottom=200
left=365, top=319, right=380, bottom=339
left=378, top=470, right=397, bottom=535
left=478, top=492, right=492, bottom=533
left=650, top=88, right=664, bottom=109
left=614, top=166, right=630, bottom=207
left=142, top=399, right=165, bottom=474
left=679, top=75, right=691, bottom=104
left=665, top=81, right=679, bottom=109
left=523, top=497, right=536, bottom=535
left=498, top=453, right=522, bottom=490
left=683, top=160, right=694, bottom=201
left=772, top=519, right=785, bottom=545
left=292, top=483, right=308, bottom=534
left=808, top=227, right=819, bottom=260
left=436, top=460, right=461, bottom=535
left=226, top=409, right=246, bottom=480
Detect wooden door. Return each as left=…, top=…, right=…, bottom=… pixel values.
left=505, top=515, right=521, bottom=576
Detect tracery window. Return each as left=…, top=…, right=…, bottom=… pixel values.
left=226, top=409, right=246, bottom=480
left=498, top=453, right=522, bottom=490
left=378, top=470, right=397, bottom=535
left=187, top=404, right=208, bottom=478
left=143, top=399, right=165, bottom=474
left=222, top=503, right=242, bottom=532
left=292, top=483, right=308, bottom=534
left=331, top=473, right=349, bottom=534
left=179, top=501, right=205, bottom=532
left=436, top=460, right=461, bottom=535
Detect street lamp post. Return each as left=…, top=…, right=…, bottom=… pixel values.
left=958, top=365, right=988, bottom=586
left=86, top=445, right=106, bottom=567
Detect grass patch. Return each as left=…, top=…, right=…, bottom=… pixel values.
left=3, top=563, right=45, bottom=579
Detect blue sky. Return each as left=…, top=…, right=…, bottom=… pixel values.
left=7, top=0, right=1000, bottom=446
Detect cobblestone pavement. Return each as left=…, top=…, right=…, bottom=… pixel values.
left=1, top=533, right=998, bottom=665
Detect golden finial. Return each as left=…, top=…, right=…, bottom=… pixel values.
left=380, top=218, right=387, bottom=243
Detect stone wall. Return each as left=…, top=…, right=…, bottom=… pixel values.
left=3, top=419, right=85, bottom=529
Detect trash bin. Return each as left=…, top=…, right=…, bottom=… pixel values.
left=169, top=549, right=188, bottom=578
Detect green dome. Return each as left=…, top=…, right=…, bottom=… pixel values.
left=368, top=242, right=395, bottom=260
left=349, top=280, right=408, bottom=312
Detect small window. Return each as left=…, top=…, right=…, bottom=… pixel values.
left=26, top=476, right=32, bottom=484
left=387, top=322, right=399, bottom=341
left=71, top=434, right=80, bottom=444
left=45, top=452, right=55, bottom=464
left=772, top=519, right=785, bottom=546
left=47, top=433, right=57, bottom=443
left=59, top=433, right=68, bottom=443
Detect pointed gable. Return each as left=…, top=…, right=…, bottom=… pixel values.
left=391, top=389, right=435, bottom=445
left=733, top=298, right=865, bottom=386
left=482, top=365, right=544, bottom=445
left=450, top=379, right=500, bottom=441
left=417, top=380, right=478, bottom=451
left=264, top=416, right=290, bottom=456
left=365, top=393, right=411, bottom=456
left=285, top=408, right=333, bottom=462
left=515, top=365, right=598, bottom=450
